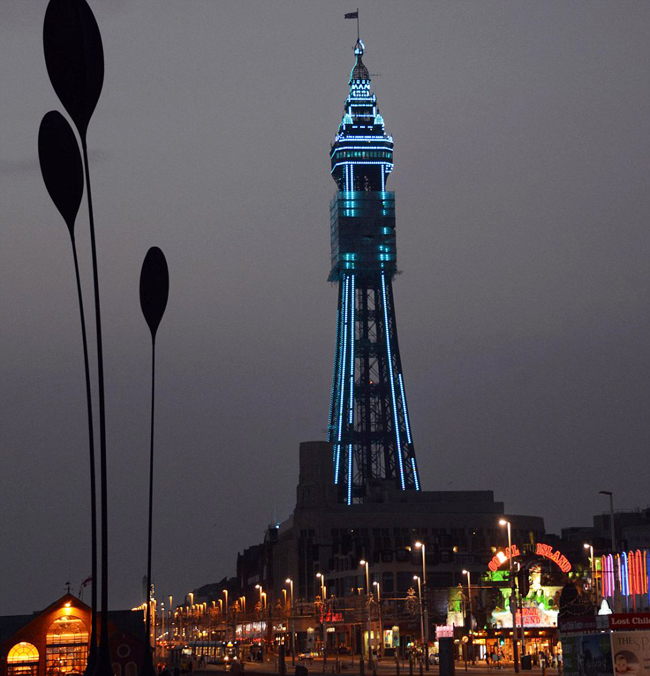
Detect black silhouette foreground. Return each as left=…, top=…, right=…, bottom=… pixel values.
left=41, top=0, right=106, bottom=673
left=139, top=247, right=170, bottom=676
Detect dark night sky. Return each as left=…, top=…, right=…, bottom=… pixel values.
left=1, top=1, right=649, bottom=616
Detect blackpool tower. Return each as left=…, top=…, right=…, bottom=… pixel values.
left=327, top=38, right=421, bottom=504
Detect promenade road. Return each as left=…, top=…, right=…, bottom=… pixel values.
left=194, top=659, right=562, bottom=676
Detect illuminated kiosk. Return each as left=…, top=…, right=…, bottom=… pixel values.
left=327, top=38, right=420, bottom=504
left=450, top=542, right=576, bottom=664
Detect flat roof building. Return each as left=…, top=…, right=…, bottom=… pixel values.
left=262, top=441, right=545, bottom=603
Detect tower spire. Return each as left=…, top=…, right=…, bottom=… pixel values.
left=327, top=37, right=421, bottom=504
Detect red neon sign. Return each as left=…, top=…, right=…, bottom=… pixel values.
left=535, top=543, right=571, bottom=572
left=487, top=543, right=571, bottom=573
left=488, top=545, right=520, bottom=571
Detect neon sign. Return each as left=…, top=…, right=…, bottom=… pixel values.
left=321, top=610, right=344, bottom=623
left=535, top=543, right=572, bottom=572
left=487, top=543, right=572, bottom=573
left=600, top=550, right=650, bottom=601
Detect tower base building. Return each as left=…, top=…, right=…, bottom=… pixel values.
left=269, top=442, right=546, bottom=604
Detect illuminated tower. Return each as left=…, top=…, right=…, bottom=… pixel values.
left=327, top=39, right=421, bottom=504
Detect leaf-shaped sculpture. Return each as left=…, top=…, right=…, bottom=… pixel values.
left=43, top=0, right=104, bottom=140
left=140, top=247, right=169, bottom=341
left=38, top=111, right=84, bottom=235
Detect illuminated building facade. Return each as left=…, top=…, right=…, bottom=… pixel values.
left=327, top=39, right=420, bottom=504
left=0, top=595, right=145, bottom=676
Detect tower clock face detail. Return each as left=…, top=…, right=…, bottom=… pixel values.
left=327, top=39, right=421, bottom=504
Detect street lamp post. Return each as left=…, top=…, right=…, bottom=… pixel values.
left=600, top=491, right=618, bottom=611
left=286, top=579, right=295, bottom=666
left=223, top=590, right=229, bottom=642
left=360, top=560, right=372, bottom=670
left=414, top=542, right=429, bottom=670
left=413, top=576, right=425, bottom=660
left=499, top=519, right=519, bottom=673
left=462, top=569, right=472, bottom=640
left=373, top=581, right=383, bottom=658
left=584, top=543, right=596, bottom=606
left=514, top=563, right=525, bottom=656
left=316, top=573, right=327, bottom=665
left=599, top=491, right=616, bottom=553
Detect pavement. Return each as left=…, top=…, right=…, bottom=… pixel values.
left=196, top=659, right=562, bottom=676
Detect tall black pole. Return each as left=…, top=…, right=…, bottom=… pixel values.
left=41, top=2, right=106, bottom=672
left=139, top=246, right=169, bottom=676
left=81, top=138, right=112, bottom=676
left=37, top=109, right=98, bottom=676
left=142, top=340, right=157, bottom=676
left=71, top=235, right=99, bottom=676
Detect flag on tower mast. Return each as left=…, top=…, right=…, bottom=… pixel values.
left=345, top=9, right=360, bottom=42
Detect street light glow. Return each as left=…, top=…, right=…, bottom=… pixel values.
left=499, top=519, right=508, bottom=526
left=359, top=559, right=366, bottom=566
left=414, top=541, right=423, bottom=548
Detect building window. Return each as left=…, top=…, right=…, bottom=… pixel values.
left=382, top=572, right=394, bottom=593
left=397, top=572, right=416, bottom=593
left=8, top=642, right=39, bottom=676
left=46, top=615, right=89, bottom=676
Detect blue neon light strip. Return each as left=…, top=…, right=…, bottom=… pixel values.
left=398, top=374, right=413, bottom=445
left=411, top=458, right=420, bottom=491
left=347, top=442, right=353, bottom=505
left=332, top=161, right=394, bottom=171
left=347, top=275, right=356, bottom=505
left=332, top=146, right=392, bottom=153
left=334, top=276, right=350, bottom=484
left=327, top=301, right=343, bottom=445
left=381, top=274, right=406, bottom=490
left=621, top=552, right=629, bottom=596
left=348, top=277, right=356, bottom=427
left=335, top=134, right=394, bottom=141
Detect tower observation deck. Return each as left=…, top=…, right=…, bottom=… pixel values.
left=327, top=39, right=422, bottom=504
